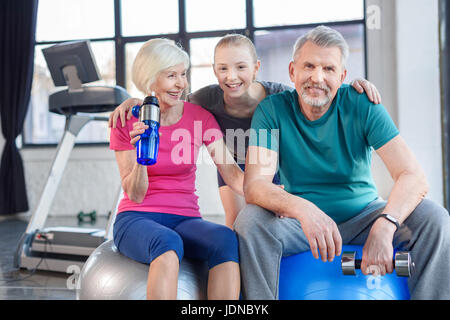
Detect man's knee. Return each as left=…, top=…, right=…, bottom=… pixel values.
left=408, top=199, right=450, bottom=241
left=234, top=204, right=273, bottom=237
left=415, top=199, right=449, bottom=226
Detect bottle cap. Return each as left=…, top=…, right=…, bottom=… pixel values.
left=143, top=94, right=159, bottom=107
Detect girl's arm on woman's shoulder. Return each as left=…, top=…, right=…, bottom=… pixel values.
left=350, top=79, right=382, bottom=104
left=187, top=85, right=220, bottom=112
left=109, top=98, right=143, bottom=129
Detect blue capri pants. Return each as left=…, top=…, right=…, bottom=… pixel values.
left=113, top=211, right=239, bottom=269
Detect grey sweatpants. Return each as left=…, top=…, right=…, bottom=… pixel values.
left=234, top=198, right=450, bottom=300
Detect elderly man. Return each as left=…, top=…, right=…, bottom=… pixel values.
left=234, top=26, right=450, bottom=300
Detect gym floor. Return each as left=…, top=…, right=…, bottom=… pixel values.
left=0, top=214, right=224, bottom=300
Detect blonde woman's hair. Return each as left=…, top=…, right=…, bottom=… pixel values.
left=132, top=38, right=190, bottom=95
left=214, top=34, right=258, bottom=63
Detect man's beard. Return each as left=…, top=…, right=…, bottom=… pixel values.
left=301, top=81, right=332, bottom=108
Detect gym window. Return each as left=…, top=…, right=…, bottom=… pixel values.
left=24, top=0, right=366, bottom=146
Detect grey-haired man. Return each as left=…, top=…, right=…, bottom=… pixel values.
left=234, top=26, right=450, bottom=300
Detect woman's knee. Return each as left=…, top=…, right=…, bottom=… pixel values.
left=208, top=226, right=240, bottom=269
left=150, top=229, right=184, bottom=263
left=151, top=250, right=180, bottom=269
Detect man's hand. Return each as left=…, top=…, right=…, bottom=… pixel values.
left=108, top=98, right=143, bottom=128
left=297, top=205, right=342, bottom=262
left=360, top=218, right=396, bottom=276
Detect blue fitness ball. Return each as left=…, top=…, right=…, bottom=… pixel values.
left=279, top=245, right=410, bottom=300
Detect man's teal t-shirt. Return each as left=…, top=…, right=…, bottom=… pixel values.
left=249, top=84, right=399, bottom=224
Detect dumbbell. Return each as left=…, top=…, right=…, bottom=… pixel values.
left=341, top=251, right=414, bottom=277
left=77, top=210, right=97, bottom=223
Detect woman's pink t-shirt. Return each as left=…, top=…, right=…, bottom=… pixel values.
left=110, top=101, right=223, bottom=217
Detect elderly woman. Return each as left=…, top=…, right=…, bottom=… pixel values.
left=109, top=39, right=242, bottom=300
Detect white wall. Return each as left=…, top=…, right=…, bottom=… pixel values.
left=367, top=0, right=443, bottom=205
left=395, top=0, right=443, bottom=204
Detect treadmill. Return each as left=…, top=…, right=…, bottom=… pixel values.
left=14, top=41, right=128, bottom=273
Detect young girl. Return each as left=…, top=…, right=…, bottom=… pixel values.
left=109, top=34, right=382, bottom=229
left=110, top=38, right=242, bottom=300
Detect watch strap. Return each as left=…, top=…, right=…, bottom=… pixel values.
left=378, top=214, right=400, bottom=231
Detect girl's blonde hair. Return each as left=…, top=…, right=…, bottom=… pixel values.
left=132, top=38, right=190, bottom=95
left=214, top=34, right=258, bottom=63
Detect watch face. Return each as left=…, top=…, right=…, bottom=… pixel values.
left=387, top=215, right=397, bottom=223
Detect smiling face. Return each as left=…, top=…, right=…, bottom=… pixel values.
left=289, top=41, right=347, bottom=115
left=150, top=63, right=188, bottom=109
left=213, top=44, right=260, bottom=99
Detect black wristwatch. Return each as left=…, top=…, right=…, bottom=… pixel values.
left=378, top=214, right=400, bottom=231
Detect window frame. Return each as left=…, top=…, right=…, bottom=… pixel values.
left=24, top=0, right=367, bottom=147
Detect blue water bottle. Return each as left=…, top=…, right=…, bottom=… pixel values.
left=131, top=92, right=160, bottom=166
